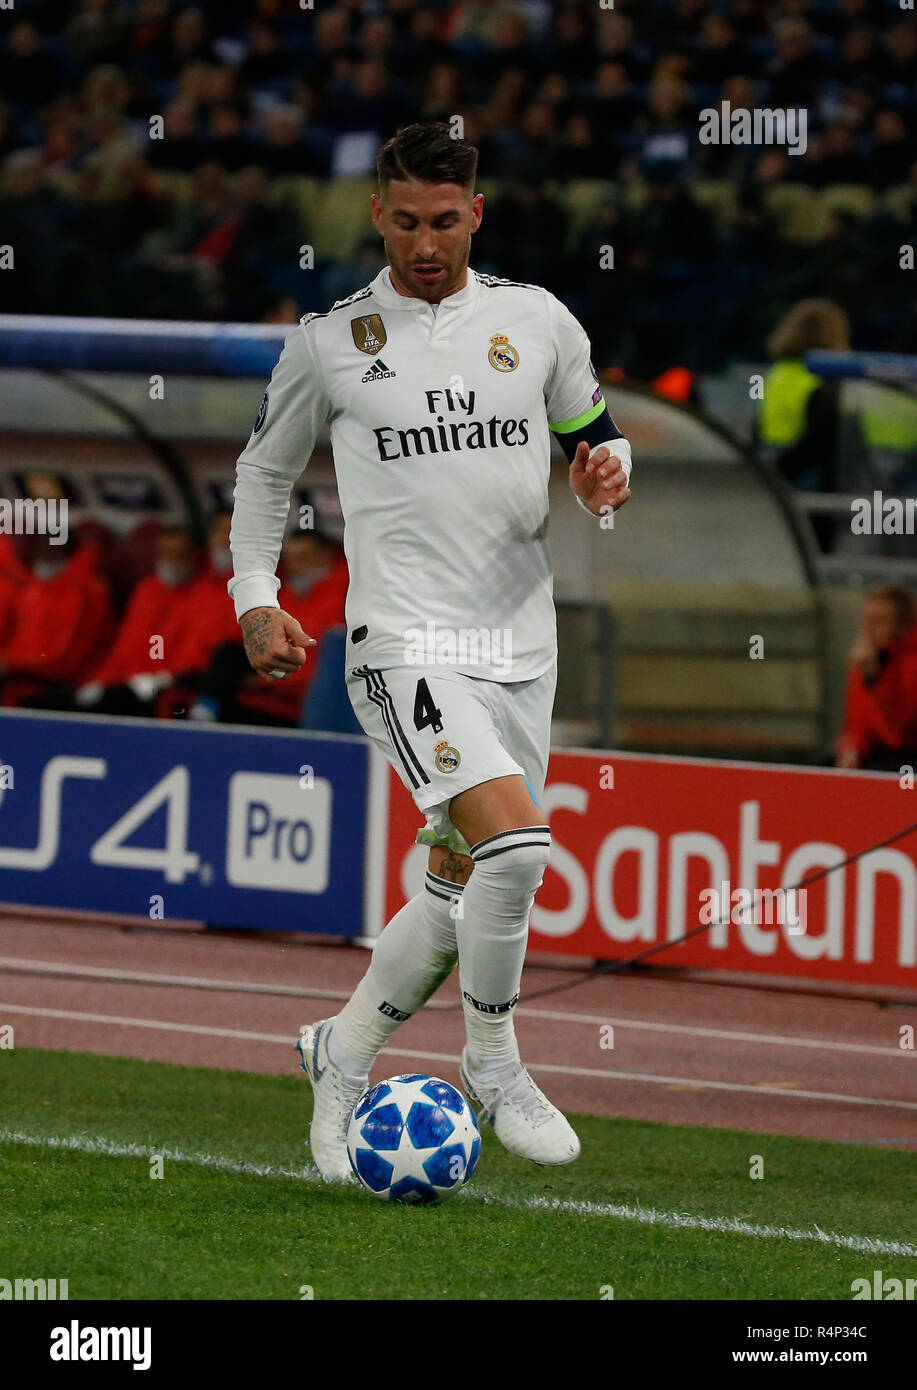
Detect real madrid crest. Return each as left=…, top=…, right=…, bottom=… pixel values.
left=488, top=334, right=519, bottom=372
left=434, top=740, right=461, bottom=773
left=352, top=313, right=387, bottom=355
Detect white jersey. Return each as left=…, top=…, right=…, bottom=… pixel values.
left=229, top=266, right=624, bottom=683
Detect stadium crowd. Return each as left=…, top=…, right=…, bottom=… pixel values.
left=0, top=0, right=915, bottom=373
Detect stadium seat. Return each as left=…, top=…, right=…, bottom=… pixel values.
left=310, top=178, right=377, bottom=259
left=623, top=178, right=649, bottom=213
left=107, top=519, right=162, bottom=608
left=148, top=171, right=196, bottom=206
left=300, top=627, right=362, bottom=735
left=475, top=178, right=501, bottom=205
left=690, top=181, right=738, bottom=227
left=762, top=184, right=822, bottom=243
left=264, top=175, right=324, bottom=230
left=881, top=182, right=915, bottom=223
left=75, top=519, right=117, bottom=584
left=820, top=184, right=875, bottom=222
left=76, top=518, right=115, bottom=553
left=555, top=179, right=618, bottom=247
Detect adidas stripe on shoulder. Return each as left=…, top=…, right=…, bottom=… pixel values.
left=475, top=272, right=544, bottom=293
left=301, top=284, right=374, bottom=328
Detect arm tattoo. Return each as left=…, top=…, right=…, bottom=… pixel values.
left=240, top=608, right=275, bottom=659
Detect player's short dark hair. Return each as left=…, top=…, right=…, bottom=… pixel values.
left=866, top=582, right=916, bottom=630
left=376, top=122, right=478, bottom=191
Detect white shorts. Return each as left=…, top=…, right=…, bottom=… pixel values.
left=346, top=662, right=557, bottom=854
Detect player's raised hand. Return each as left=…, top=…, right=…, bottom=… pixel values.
left=239, top=606, right=316, bottom=681
left=568, top=441, right=631, bottom=518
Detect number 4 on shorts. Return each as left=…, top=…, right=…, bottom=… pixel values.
left=413, top=677, right=443, bottom=734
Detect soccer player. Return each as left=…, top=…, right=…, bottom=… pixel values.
left=229, top=123, right=633, bottom=1179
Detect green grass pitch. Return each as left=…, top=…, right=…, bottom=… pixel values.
left=1, top=1047, right=914, bottom=1300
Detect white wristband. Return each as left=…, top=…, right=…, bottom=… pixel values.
left=575, top=437, right=632, bottom=517
left=598, top=436, right=632, bottom=482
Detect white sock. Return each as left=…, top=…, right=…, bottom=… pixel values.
left=456, top=827, right=551, bottom=1072
left=328, top=869, right=462, bottom=1075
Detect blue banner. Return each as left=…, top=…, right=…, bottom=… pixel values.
left=0, top=711, right=368, bottom=933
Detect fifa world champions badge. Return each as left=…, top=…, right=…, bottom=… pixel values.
left=434, top=741, right=461, bottom=773
left=488, top=334, right=519, bottom=371
left=352, top=314, right=387, bottom=355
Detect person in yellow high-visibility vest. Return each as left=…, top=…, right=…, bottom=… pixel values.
left=758, top=298, right=851, bottom=490
left=758, top=299, right=852, bottom=550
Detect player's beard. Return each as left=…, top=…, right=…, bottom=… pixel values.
left=385, top=238, right=471, bottom=303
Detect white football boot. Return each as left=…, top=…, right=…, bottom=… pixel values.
left=295, top=1018, right=366, bottom=1183
left=460, top=1048, right=581, bottom=1166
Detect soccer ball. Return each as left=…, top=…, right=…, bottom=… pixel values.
left=346, top=1073, right=482, bottom=1204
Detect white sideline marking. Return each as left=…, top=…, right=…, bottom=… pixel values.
left=3, top=1001, right=916, bottom=1114
left=522, top=1006, right=915, bottom=1060
left=0, top=957, right=359, bottom=1006
left=1, top=1128, right=916, bottom=1260
left=0, top=957, right=909, bottom=1058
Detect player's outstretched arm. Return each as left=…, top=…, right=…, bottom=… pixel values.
left=239, top=606, right=316, bottom=681
left=568, top=440, right=632, bottom=517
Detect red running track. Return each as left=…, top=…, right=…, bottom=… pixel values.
left=1, top=912, right=915, bottom=1149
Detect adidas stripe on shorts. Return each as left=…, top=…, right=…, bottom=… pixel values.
left=346, top=662, right=557, bottom=852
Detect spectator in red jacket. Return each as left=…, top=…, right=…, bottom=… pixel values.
left=836, top=584, right=917, bottom=772
left=187, top=528, right=348, bottom=726
left=0, top=535, right=25, bottom=648
left=77, top=524, right=200, bottom=715
left=0, top=536, right=112, bottom=707
left=160, top=510, right=240, bottom=678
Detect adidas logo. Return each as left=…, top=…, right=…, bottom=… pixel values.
left=361, top=358, right=396, bottom=383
